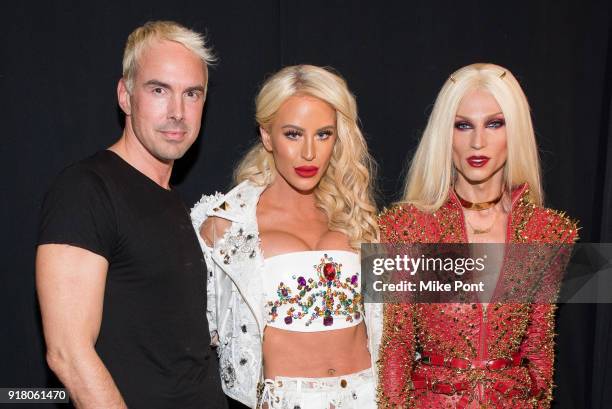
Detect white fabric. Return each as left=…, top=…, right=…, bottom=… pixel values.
left=263, top=250, right=363, bottom=332
left=258, top=368, right=377, bottom=409
left=191, top=181, right=382, bottom=408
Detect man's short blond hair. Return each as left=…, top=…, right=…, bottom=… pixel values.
left=122, top=20, right=215, bottom=92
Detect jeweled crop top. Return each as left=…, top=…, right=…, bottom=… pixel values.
left=263, top=250, right=363, bottom=332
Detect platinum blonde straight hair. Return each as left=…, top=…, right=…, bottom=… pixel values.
left=402, top=63, right=543, bottom=211
left=234, top=65, right=379, bottom=247
left=122, top=20, right=215, bottom=92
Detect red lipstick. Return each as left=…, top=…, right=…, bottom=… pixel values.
left=467, top=156, right=490, bottom=168
left=294, top=166, right=319, bottom=178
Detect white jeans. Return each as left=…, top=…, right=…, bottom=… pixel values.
left=258, top=368, right=376, bottom=409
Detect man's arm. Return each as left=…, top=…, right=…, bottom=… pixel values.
left=36, top=244, right=127, bottom=409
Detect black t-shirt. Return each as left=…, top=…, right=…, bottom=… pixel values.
left=38, top=150, right=226, bottom=409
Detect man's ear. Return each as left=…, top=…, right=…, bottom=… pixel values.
left=260, top=126, right=273, bottom=152
left=117, top=78, right=132, bottom=116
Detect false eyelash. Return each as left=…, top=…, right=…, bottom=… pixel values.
left=454, top=121, right=472, bottom=129
left=487, top=119, right=506, bottom=128
left=283, top=130, right=302, bottom=137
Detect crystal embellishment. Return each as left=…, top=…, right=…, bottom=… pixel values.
left=267, top=254, right=362, bottom=327
left=219, top=227, right=259, bottom=264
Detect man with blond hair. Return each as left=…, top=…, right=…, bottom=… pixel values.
left=36, top=21, right=226, bottom=408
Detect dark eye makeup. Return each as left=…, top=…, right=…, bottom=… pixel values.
left=317, top=130, right=334, bottom=139
left=283, top=129, right=302, bottom=139
left=282, top=128, right=335, bottom=139
left=487, top=118, right=505, bottom=128
left=454, top=117, right=505, bottom=130
left=454, top=121, right=473, bottom=130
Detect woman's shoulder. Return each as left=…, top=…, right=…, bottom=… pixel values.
left=511, top=192, right=580, bottom=243
left=192, top=180, right=267, bottom=250
left=378, top=203, right=439, bottom=243
left=527, top=206, right=579, bottom=243
left=191, top=180, right=265, bottom=226
left=378, top=202, right=424, bottom=223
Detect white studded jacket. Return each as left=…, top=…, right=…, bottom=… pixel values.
left=191, top=180, right=382, bottom=408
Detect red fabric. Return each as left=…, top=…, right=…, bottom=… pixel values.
left=377, top=185, right=578, bottom=408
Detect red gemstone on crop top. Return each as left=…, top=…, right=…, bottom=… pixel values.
left=323, top=263, right=336, bottom=281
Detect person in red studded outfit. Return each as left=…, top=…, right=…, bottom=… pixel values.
left=377, top=63, right=578, bottom=408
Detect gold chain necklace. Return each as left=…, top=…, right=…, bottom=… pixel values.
left=465, top=211, right=498, bottom=235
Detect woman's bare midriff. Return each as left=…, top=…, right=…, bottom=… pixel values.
left=263, top=321, right=371, bottom=379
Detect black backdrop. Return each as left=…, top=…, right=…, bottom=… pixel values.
left=2, top=1, right=611, bottom=408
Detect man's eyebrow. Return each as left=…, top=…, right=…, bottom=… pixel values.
left=144, top=79, right=171, bottom=89
left=143, top=80, right=206, bottom=94
left=185, top=85, right=206, bottom=93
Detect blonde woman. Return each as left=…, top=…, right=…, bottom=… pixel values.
left=377, top=63, right=578, bottom=408
left=192, top=65, right=380, bottom=408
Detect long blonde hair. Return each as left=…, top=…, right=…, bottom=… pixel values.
left=234, top=65, right=379, bottom=247
left=402, top=63, right=543, bottom=211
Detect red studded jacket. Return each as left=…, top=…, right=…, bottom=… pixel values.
left=377, top=185, right=578, bottom=409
